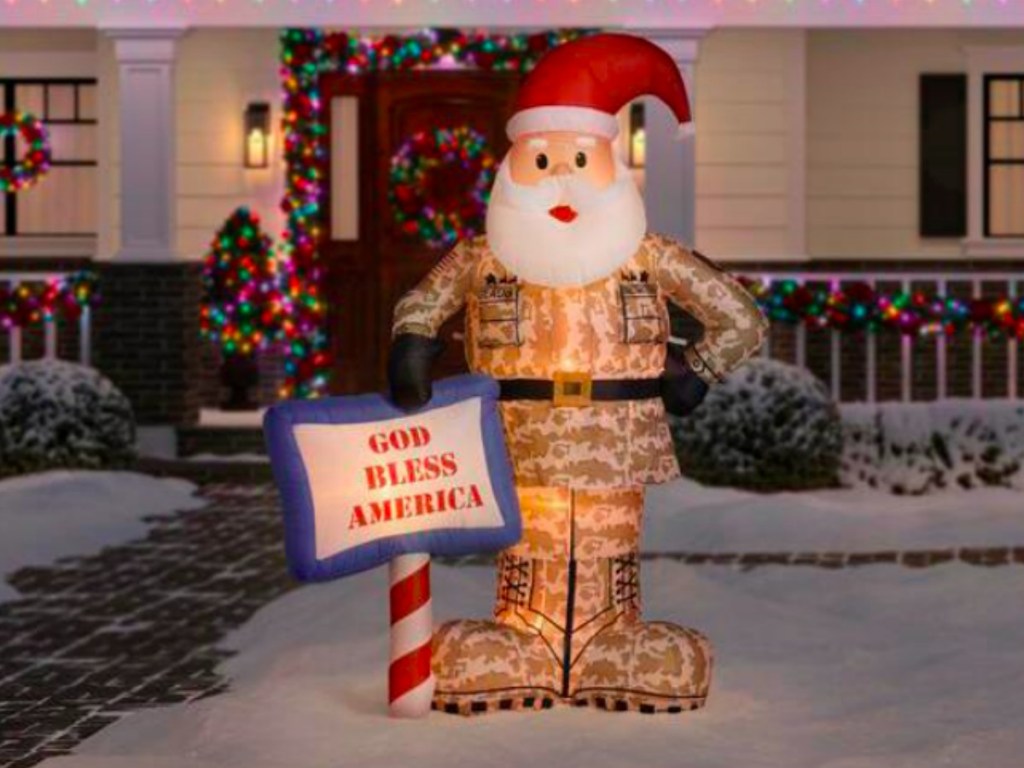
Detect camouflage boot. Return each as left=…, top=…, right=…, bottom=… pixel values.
left=431, top=486, right=712, bottom=715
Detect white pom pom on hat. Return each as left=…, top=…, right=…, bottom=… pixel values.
left=506, top=33, right=692, bottom=142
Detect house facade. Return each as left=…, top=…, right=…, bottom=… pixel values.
left=1, top=5, right=1023, bottom=454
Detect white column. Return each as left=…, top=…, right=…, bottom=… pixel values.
left=635, top=28, right=706, bottom=248
left=105, top=28, right=186, bottom=263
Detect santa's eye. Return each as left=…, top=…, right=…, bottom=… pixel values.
left=535, top=153, right=549, bottom=170
left=575, top=151, right=588, bottom=168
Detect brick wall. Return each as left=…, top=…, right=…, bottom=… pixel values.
left=93, top=263, right=203, bottom=425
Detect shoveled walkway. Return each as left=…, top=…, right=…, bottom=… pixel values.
left=0, top=484, right=293, bottom=768
left=0, top=482, right=1021, bottom=768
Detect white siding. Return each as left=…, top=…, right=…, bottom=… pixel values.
left=99, top=29, right=283, bottom=262
left=807, top=30, right=970, bottom=260
left=695, top=29, right=806, bottom=260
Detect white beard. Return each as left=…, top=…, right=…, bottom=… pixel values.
left=484, top=158, right=647, bottom=288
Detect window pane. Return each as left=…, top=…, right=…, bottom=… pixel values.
left=78, top=85, right=97, bottom=121
left=46, top=85, right=76, bottom=121
left=46, top=124, right=97, bottom=162
left=988, top=164, right=1024, bottom=236
left=989, top=79, right=1021, bottom=118
left=16, top=166, right=96, bottom=234
left=14, top=85, right=45, bottom=117
left=330, top=96, right=360, bottom=241
left=989, top=122, right=1024, bottom=160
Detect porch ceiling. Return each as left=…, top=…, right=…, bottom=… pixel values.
left=1, top=1, right=1022, bottom=31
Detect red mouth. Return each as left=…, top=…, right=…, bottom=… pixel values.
left=548, top=205, right=578, bottom=223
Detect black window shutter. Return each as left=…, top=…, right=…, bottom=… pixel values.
left=919, top=74, right=967, bottom=237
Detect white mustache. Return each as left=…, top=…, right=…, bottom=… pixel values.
left=493, top=163, right=631, bottom=216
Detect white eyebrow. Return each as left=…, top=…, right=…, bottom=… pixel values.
left=575, top=136, right=598, bottom=147
left=526, top=138, right=549, bottom=149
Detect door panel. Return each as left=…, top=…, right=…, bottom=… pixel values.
left=322, top=69, right=519, bottom=393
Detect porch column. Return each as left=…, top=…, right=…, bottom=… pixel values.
left=96, top=28, right=201, bottom=435
left=635, top=29, right=706, bottom=247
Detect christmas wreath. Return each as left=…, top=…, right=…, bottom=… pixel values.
left=0, top=111, right=51, bottom=194
left=388, top=125, right=496, bottom=250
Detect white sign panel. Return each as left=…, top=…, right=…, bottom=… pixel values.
left=293, top=397, right=504, bottom=559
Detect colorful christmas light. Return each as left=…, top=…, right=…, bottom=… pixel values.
left=0, top=111, right=51, bottom=194
left=278, top=27, right=591, bottom=398
left=200, top=206, right=283, bottom=358
left=741, top=277, right=1024, bottom=339
left=0, top=271, right=96, bottom=329
left=388, top=125, right=496, bottom=250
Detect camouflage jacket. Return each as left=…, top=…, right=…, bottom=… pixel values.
left=393, top=233, right=767, bottom=489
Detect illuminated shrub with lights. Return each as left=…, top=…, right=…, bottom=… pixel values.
left=671, top=358, right=842, bottom=491
left=0, top=360, right=135, bottom=477
left=200, top=207, right=283, bottom=409
left=200, top=206, right=281, bottom=358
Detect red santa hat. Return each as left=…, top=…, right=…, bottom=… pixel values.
left=506, top=33, right=692, bottom=142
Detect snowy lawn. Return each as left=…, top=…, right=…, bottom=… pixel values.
left=37, top=478, right=1024, bottom=768
left=646, top=477, right=1024, bottom=552
left=0, top=470, right=206, bottom=602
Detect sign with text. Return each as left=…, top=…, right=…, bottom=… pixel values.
left=264, top=375, right=521, bottom=581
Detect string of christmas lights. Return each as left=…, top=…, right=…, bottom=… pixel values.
left=200, top=207, right=283, bottom=357
left=388, top=125, right=496, bottom=250
left=278, top=27, right=590, bottom=398
left=742, top=278, right=1024, bottom=338
left=0, top=271, right=96, bottom=329
left=0, top=111, right=51, bottom=194
left=0, top=0, right=1015, bottom=6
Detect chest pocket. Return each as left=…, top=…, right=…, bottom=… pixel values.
left=619, top=280, right=666, bottom=345
left=476, top=281, right=521, bottom=348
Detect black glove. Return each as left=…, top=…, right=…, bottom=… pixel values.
left=661, top=345, right=710, bottom=417
left=387, top=333, right=445, bottom=411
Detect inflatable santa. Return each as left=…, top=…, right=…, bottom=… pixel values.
left=388, top=33, right=768, bottom=715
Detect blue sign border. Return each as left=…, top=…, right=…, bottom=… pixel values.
left=263, top=374, right=522, bottom=582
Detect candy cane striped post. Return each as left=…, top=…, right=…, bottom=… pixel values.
left=388, top=553, right=435, bottom=718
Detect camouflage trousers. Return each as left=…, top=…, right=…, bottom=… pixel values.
left=432, top=486, right=713, bottom=715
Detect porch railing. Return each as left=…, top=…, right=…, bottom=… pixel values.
left=1, top=271, right=92, bottom=366
left=734, top=270, right=1023, bottom=403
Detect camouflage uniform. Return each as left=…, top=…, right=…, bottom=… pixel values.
left=393, top=232, right=767, bottom=715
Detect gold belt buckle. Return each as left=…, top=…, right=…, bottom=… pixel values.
left=552, top=371, right=593, bottom=407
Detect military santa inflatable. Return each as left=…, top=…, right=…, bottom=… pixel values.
left=388, top=33, right=768, bottom=716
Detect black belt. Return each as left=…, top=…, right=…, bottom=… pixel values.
left=498, top=377, right=662, bottom=403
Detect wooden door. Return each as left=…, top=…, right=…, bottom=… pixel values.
left=321, top=69, right=519, bottom=394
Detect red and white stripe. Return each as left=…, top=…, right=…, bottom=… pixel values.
left=388, top=553, right=435, bottom=718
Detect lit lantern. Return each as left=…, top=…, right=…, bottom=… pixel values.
left=244, top=102, right=271, bottom=169
left=629, top=102, right=646, bottom=169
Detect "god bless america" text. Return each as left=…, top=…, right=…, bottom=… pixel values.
left=348, top=425, right=484, bottom=530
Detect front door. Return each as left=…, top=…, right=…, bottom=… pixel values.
left=321, top=69, right=519, bottom=394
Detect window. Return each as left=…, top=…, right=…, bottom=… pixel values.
left=0, top=79, right=97, bottom=237
left=984, top=75, right=1024, bottom=238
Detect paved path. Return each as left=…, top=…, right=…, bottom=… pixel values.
left=0, top=482, right=1020, bottom=767
left=0, top=485, right=292, bottom=768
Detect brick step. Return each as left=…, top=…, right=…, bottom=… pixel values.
left=137, top=457, right=273, bottom=484
left=177, top=425, right=267, bottom=458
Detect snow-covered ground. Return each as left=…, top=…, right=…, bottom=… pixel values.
left=646, top=477, right=1024, bottom=552
left=0, top=470, right=205, bottom=602
left=36, top=477, right=1024, bottom=768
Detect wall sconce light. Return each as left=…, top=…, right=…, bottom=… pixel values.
left=629, top=102, right=646, bottom=169
left=244, top=102, right=271, bottom=169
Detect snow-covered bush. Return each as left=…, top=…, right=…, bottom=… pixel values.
left=670, top=358, right=843, bottom=491
left=0, top=360, right=136, bottom=476
left=841, top=400, right=1024, bottom=494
